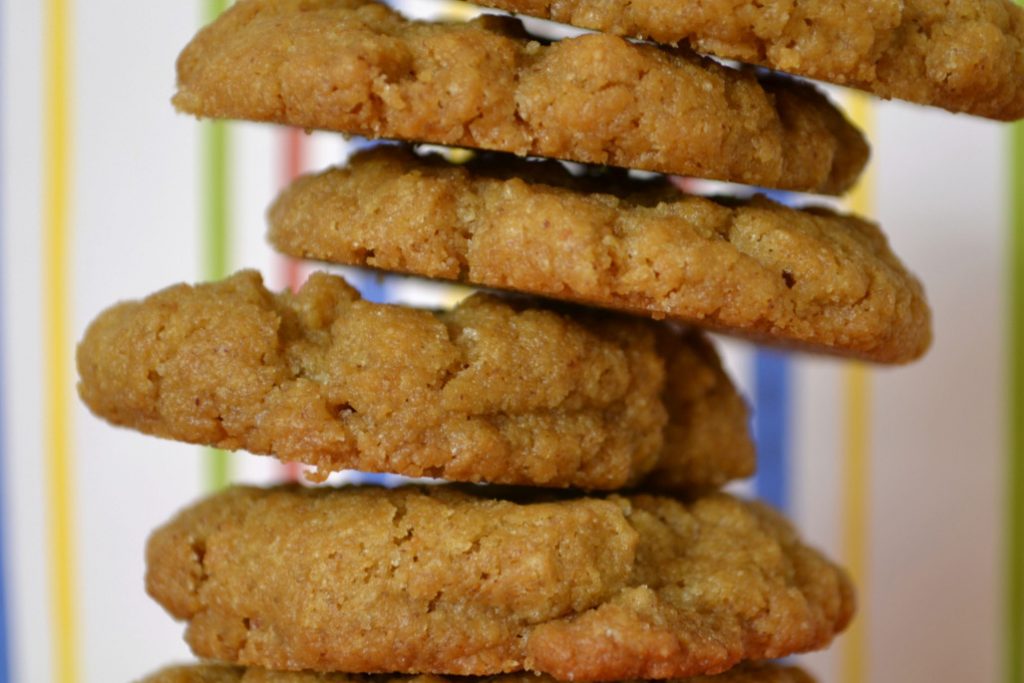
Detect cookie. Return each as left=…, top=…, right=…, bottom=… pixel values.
left=77, top=270, right=753, bottom=491
left=466, top=0, right=1024, bottom=120
left=269, top=146, right=930, bottom=364
left=146, top=485, right=854, bottom=679
left=139, top=665, right=244, bottom=683
left=173, top=0, right=868, bottom=195
left=137, top=663, right=817, bottom=683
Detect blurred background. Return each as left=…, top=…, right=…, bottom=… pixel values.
left=1, top=1, right=1021, bottom=681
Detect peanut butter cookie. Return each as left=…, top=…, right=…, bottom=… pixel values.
left=77, top=270, right=752, bottom=490
left=467, top=0, right=1024, bottom=120
left=270, top=146, right=930, bottom=363
left=146, top=485, right=853, bottom=679
left=174, top=0, right=868, bottom=194
left=139, top=663, right=816, bottom=683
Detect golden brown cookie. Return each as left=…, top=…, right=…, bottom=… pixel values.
left=174, top=0, right=868, bottom=194
left=466, top=0, right=1024, bottom=120
left=77, top=270, right=753, bottom=491
left=269, top=146, right=930, bottom=364
left=146, top=485, right=853, bottom=679
left=138, top=665, right=243, bottom=683
left=138, top=663, right=817, bottom=683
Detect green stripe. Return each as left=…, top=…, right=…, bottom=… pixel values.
left=201, top=0, right=231, bottom=491
left=1007, top=117, right=1024, bottom=683
left=204, top=0, right=228, bottom=23
left=202, top=119, right=229, bottom=281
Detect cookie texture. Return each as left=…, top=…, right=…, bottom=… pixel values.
left=146, top=486, right=854, bottom=679
left=270, top=146, right=930, bottom=364
left=174, top=0, right=868, bottom=194
left=138, top=664, right=816, bottom=683
left=467, top=0, right=1024, bottom=120
left=77, top=270, right=753, bottom=490
left=139, top=666, right=245, bottom=683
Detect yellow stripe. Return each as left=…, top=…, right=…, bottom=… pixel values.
left=442, top=284, right=475, bottom=307
left=436, top=1, right=480, bottom=21
left=43, top=0, right=78, bottom=681
left=840, top=91, right=874, bottom=683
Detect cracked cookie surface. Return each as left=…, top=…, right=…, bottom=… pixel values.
left=467, top=0, right=1024, bottom=120
left=77, top=270, right=753, bottom=490
left=174, top=0, right=868, bottom=194
left=270, top=146, right=930, bottom=363
left=138, top=663, right=817, bottom=683
left=145, top=485, right=853, bottom=679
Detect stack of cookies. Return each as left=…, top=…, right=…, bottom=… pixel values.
left=74, top=0, right=1023, bottom=679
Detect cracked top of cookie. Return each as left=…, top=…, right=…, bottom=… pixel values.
left=146, top=485, right=853, bottom=679
left=468, top=0, right=1024, bottom=120
left=139, top=662, right=817, bottom=682
left=77, top=270, right=753, bottom=491
left=174, top=0, right=868, bottom=194
left=270, top=145, right=931, bottom=364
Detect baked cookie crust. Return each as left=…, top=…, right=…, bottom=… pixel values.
left=77, top=270, right=753, bottom=491
left=269, top=146, right=930, bottom=364
left=138, top=663, right=817, bottom=683
left=464, top=0, right=1024, bottom=120
left=174, top=0, right=868, bottom=194
left=146, top=486, right=853, bottom=679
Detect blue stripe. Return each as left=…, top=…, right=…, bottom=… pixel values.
left=349, top=270, right=390, bottom=304
left=752, top=349, right=791, bottom=513
left=0, top=0, right=14, bottom=676
left=347, top=472, right=410, bottom=487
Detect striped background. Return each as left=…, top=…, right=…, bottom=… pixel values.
left=0, top=0, right=10, bottom=679
left=0, top=0, right=1017, bottom=681
left=1008, top=82, right=1024, bottom=683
